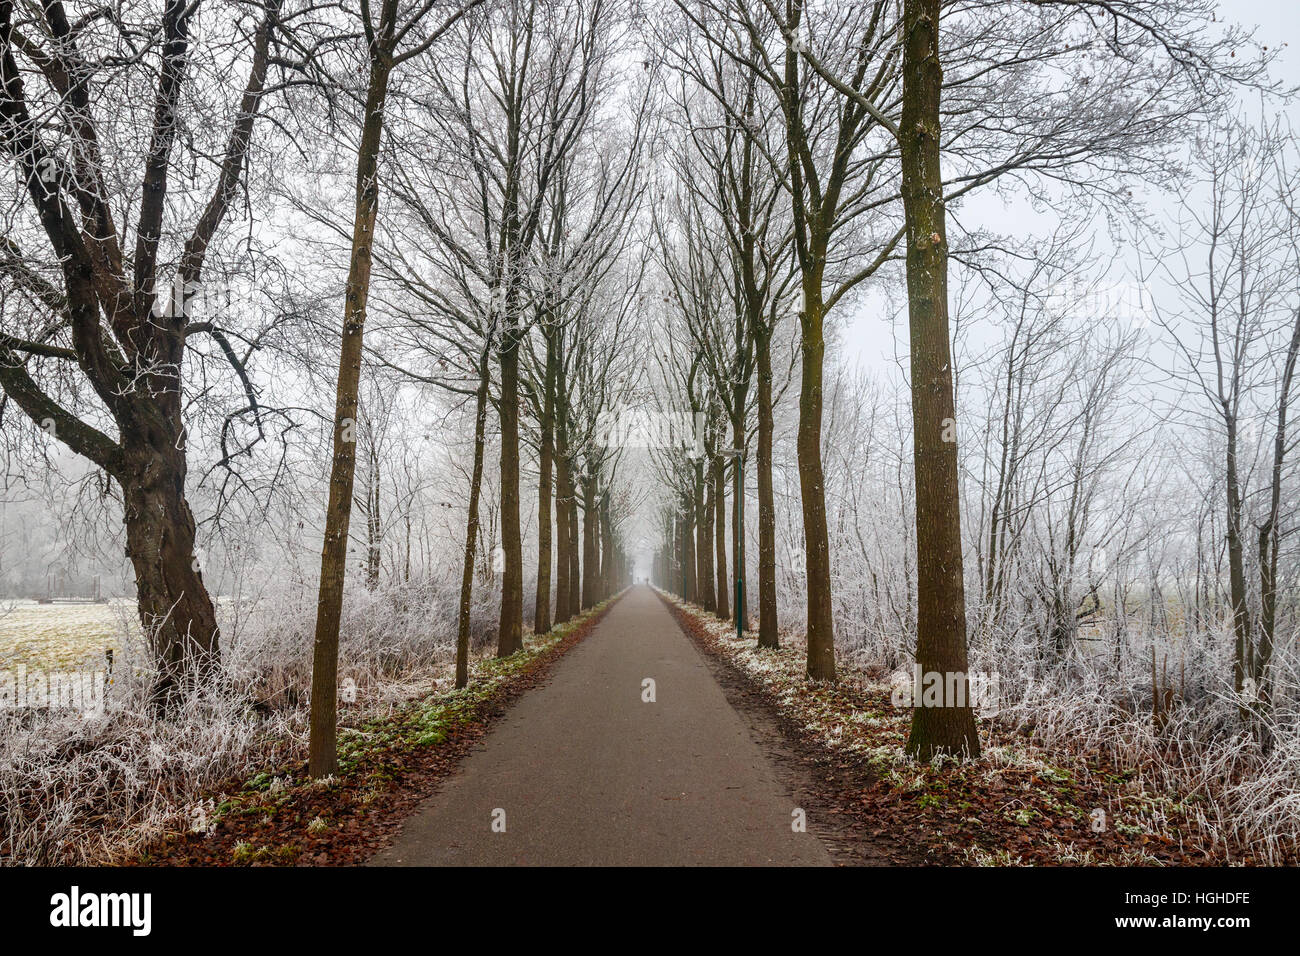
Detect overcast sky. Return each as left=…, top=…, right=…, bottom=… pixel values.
left=841, top=0, right=1300, bottom=379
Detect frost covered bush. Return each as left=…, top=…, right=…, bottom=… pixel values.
left=0, top=573, right=494, bottom=865
left=833, top=587, right=1300, bottom=863
left=226, top=575, right=475, bottom=711
left=982, top=629, right=1300, bottom=864
left=0, top=676, right=300, bottom=865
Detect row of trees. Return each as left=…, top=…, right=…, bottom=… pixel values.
left=304, top=0, right=655, bottom=774
left=0, top=0, right=649, bottom=777
left=0, top=0, right=1283, bottom=772
left=644, top=0, right=1267, bottom=757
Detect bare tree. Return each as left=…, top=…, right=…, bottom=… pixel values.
left=309, top=0, right=482, bottom=778
left=1156, top=117, right=1300, bottom=723
left=0, top=0, right=290, bottom=707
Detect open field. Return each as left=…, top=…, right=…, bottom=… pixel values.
left=0, top=600, right=136, bottom=670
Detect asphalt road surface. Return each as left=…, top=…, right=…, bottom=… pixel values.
left=369, top=585, right=833, bottom=866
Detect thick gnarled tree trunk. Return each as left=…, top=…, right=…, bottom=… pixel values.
left=0, top=0, right=281, bottom=713
left=121, top=435, right=220, bottom=707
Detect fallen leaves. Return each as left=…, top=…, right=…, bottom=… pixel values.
left=658, top=591, right=1259, bottom=867
left=134, top=598, right=621, bottom=867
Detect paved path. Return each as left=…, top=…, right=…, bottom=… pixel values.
left=369, top=585, right=832, bottom=866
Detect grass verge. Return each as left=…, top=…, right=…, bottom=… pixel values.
left=135, top=594, right=623, bottom=866
left=657, top=589, right=1258, bottom=866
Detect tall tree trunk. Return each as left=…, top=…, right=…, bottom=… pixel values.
left=594, top=492, right=604, bottom=600
left=901, top=0, right=980, bottom=759
left=1255, top=518, right=1275, bottom=709
left=697, top=456, right=716, bottom=611
left=1254, top=311, right=1300, bottom=712
left=554, top=483, right=570, bottom=623
left=683, top=491, right=698, bottom=603
left=681, top=520, right=691, bottom=595
left=713, top=449, right=729, bottom=619
left=663, top=514, right=673, bottom=589
left=796, top=288, right=834, bottom=679
left=310, top=18, right=395, bottom=777
left=553, top=470, right=570, bottom=622
left=600, top=492, right=614, bottom=601
left=534, top=324, right=556, bottom=635
left=455, top=343, right=492, bottom=689
left=554, top=358, right=573, bottom=624
left=567, top=473, right=581, bottom=614
left=497, top=295, right=524, bottom=656
left=581, top=475, right=598, bottom=609
left=730, top=414, right=748, bottom=629
left=364, top=442, right=381, bottom=590
left=755, top=327, right=778, bottom=648
left=1225, top=415, right=1252, bottom=713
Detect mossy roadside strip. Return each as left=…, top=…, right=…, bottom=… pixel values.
left=136, top=594, right=624, bottom=867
